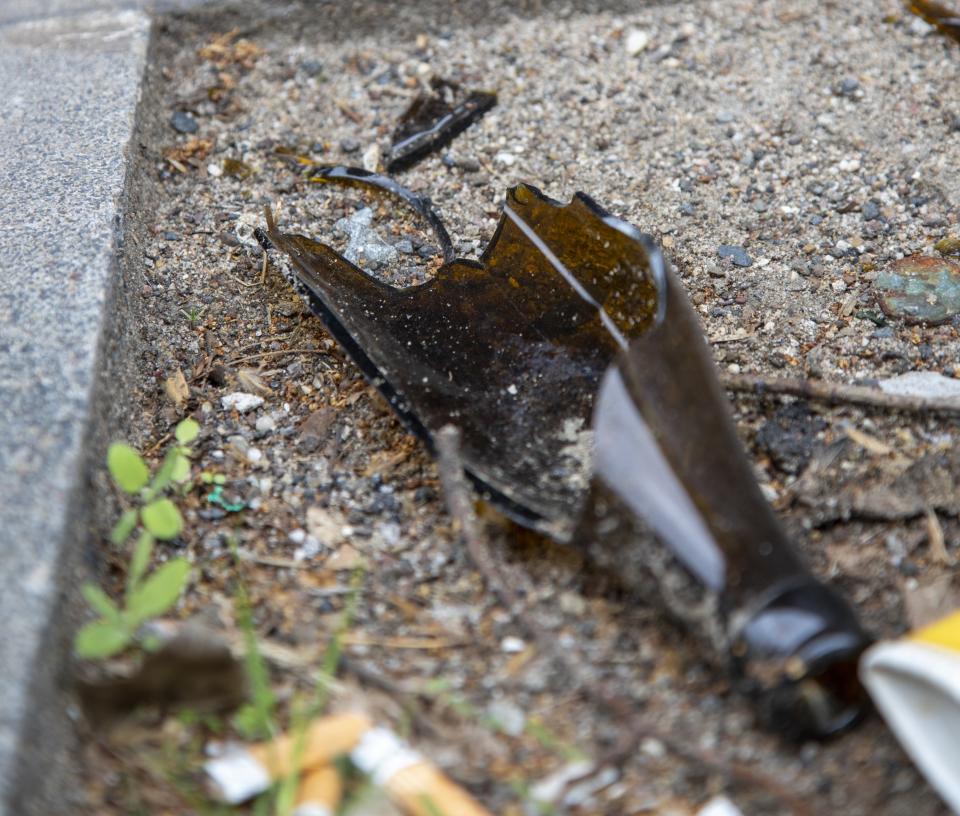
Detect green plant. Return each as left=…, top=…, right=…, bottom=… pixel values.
left=180, top=305, right=206, bottom=325
left=74, top=418, right=200, bottom=659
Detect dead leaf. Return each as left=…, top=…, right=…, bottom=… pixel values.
left=237, top=367, right=272, bottom=395
left=904, top=574, right=960, bottom=629
left=307, top=507, right=345, bottom=545
left=325, top=543, right=363, bottom=571
left=925, top=508, right=953, bottom=565
left=164, top=368, right=189, bottom=407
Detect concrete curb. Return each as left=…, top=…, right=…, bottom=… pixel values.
left=0, top=7, right=150, bottom=812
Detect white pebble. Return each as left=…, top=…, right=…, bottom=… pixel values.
left=362, top=143, right=381, bottom=172
left=255, top=415, right=276, bottom=434
left=207, top=162, right=223, bottom=178
left=727, top=363, right=741, bottom=374
left=247, top=447, right=263, bottom=463
left=221, top=392, right=264, bottom=413
left=501, top=636, right=526, bottom=653
left=289, top=529, right=306, bottom=544
left=495, top=151, right=516, bottom=166
left=625, top=28, right=650, bottom=55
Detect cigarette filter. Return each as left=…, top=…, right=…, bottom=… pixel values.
left=205, top=711, right=372, bottom=803
left=860, top=609, right=960, bottom=813
left=293, top=764, right=342, bottom=816
left=350, top=727, right=493, bottom=816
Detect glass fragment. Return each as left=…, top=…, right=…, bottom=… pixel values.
left=385, top=79, right=496, bottom=172
left=264, top=167, right=870, bottom=737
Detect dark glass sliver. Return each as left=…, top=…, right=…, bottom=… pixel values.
left=385, top=79, right=497, bottom=172
left=264, top=166, right=871, bottom=738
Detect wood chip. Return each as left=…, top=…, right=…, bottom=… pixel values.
left=844, top=426, right=893, bottom=456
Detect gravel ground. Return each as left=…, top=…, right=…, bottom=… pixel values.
left=78, top=1, right=960, bottom=813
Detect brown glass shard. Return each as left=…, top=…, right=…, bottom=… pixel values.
left=264, top=167, right=869, bottom=737
left=268, top=166, right=660, bottom=535
left=385, top=79, right=496, bottom=173
left=584, top=270, right=869, bottom=738
left=906, top=0, right=960, bottom=41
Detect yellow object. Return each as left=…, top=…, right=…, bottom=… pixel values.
left=911, top=609, right=960, bottom=652
left=293, top=765, right=342, bottom=816
left=252, top=712, right=372, bottom=777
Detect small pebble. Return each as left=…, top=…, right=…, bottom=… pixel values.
left=862, top=200, right=880, bottom=221
left=300, top=59, right=323, bottom=76
left=501, top=636, right=526, bottom=653
left=340, top=138, right=360, bottom=153
left=715, top=110, right=735, bottom=124
left=838, top=77, right=859, bottom=95
left=169, top=110, right=198, bottom=134
left=221, top=392, right=265, bottom=413
left=717, top=244, right=752, bottom=267
left=255, top=415, right=276, bottom=434
left=625, top=28, right=650, bottom=55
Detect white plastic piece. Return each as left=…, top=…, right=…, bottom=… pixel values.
left=291, top=807, right=332, bottom=816
left=861, top=641, right=960, bottom=814
left=204, top=745, right=271, bottom=804
left=350, top=727, right=422, bottom=787
left=697, top=795, right=744, bottom=816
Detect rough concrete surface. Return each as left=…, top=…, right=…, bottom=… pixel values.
left=0, top=7, right=149, bottom=813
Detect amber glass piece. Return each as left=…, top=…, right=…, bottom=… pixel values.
left=265, top=168, right=869, bottom=737
left=268, top=166, right=661, bottom=535
left=586, top=270, right=870, bottom=738
left=906, top=0, right=960, bottom=42
left=385, top=79, right=496, bottom=172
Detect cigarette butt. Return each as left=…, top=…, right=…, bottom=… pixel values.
left=293, top=765, right=342, bottom=816
left=205, top=712, right=372, bottom=803
left=351, top=727, right=493, bottom=816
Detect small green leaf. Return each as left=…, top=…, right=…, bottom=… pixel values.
left=75, top=620, right=130, bottom=658
left=147, top=449, right=179, bottom=497
left=175, top=418, right=200, bottom=444
left=107, top=443, right=149, bottom=494
left=171, top=453, right=191, bottom=483
left=141, top=499, right=183, bottom=540
left=231, top=704, right=260, bottom=740
left=128, top=531, right=154, bottom=591
left=110, top=508, right=139, bottom=546
left=127, top=558, right=190, bottom=624
left=81, top=584, right=119, bottom=621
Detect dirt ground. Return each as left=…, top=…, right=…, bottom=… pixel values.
left=78, top=1, right=960, bottom=813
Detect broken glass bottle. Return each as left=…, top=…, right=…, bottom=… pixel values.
left=263, top=167, right=870, bottom=738
left=385, top=79, right=496, bottom=173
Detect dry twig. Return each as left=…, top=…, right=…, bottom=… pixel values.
left=721, top=372, right=960, bottom=415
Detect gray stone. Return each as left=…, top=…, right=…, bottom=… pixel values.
left=717, top=244, right=753, bottom=267
left=0, top=8, right=149, bottom=813
left=169, top=109, right=198, bottom=134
